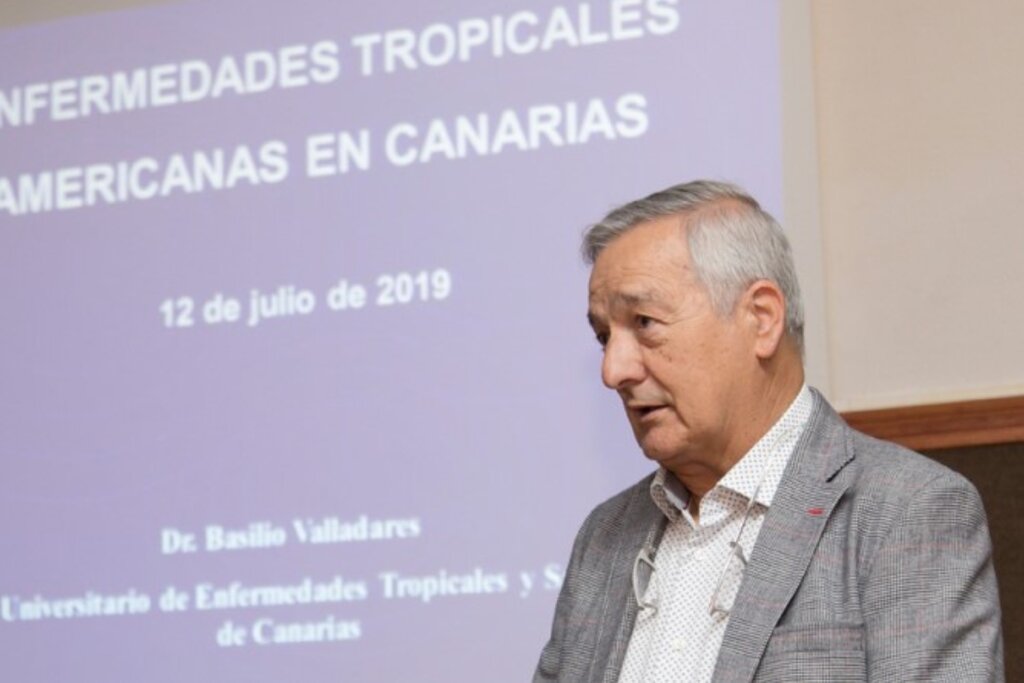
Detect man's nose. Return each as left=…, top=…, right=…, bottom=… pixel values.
left=601, top=333, right=646, bottom=390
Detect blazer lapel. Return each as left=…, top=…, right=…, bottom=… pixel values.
left=711, top=391, right=854, bottom=683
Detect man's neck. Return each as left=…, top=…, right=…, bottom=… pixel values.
left=671, top=370, right=805, bottom=499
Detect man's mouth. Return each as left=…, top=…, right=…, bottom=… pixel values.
left=630, top=405, right=667, bottom=419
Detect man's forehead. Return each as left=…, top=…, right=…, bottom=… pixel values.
left=587, top=282, right=678, bottom=329
left=588, top=248, right=691, bottom=304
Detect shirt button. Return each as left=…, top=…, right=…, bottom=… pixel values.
left=693, top=549, right=706, bottom=562
left=673, top=637, right=687, bottom=652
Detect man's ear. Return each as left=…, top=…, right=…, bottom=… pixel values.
left=742, top=279, right=787, bottom=359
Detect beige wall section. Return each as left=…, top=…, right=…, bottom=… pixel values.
left=812, top=0, right=1024, bottom=411
left=781, top=0, right=831, bottom=395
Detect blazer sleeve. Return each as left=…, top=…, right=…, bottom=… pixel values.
left=862, top=469, right=1004, bottom=681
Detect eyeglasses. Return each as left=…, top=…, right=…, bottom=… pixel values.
left=709, top=423, right=798, bottom=617
left=632, top=537, right=747, bottom=618
left=631, top=497, right=768, bottom=618
left=632, top=544, right=659, bottom=613
left=708, top=532, right=751, bottom=617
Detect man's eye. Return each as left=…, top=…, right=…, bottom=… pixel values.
left=636, top=315, right=654, bottom=329
left=595, top=331, right=609, bottom=347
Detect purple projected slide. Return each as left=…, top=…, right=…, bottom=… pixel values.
left=0, top=1, right=781, bottom=679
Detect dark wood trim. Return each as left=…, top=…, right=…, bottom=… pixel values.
left=841, top=395, right=1024, bottom=451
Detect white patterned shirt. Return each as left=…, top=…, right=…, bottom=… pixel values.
left=617, top=385, right=814, bottom=683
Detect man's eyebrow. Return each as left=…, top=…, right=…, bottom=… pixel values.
left=605, top=289, right=664, bottom=311
left=613, top=290, right=656, bottom=307
left=587, top=290, right=661, bottom=327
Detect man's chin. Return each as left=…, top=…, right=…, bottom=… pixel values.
left=636, top=436, right=688, bottom=467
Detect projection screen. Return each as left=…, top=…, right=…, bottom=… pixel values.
left=0, top=1, right=792, bottom=679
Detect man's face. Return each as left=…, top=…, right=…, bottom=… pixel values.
left=587, top=216, right=755, bottom=475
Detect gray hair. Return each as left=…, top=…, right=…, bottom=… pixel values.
left=583, top=179, right=804, bottom=349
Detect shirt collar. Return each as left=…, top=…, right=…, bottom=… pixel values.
left=648, top=384, right=814, bottom=520
left=650, top=466, right=689, bottom=522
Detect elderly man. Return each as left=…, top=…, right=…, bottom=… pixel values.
left=534, top=180, right=1003, bottom=682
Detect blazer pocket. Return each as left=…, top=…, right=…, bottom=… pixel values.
left=756, top=622, right=867, bottom=683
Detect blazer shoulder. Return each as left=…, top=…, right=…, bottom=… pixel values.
left=843, top=427, right=993, bottom=552
left=808, top=387, right=974, bottom=496
left=846, top=425, right=975, bottom=489
left=592, top=472, right=657, bottom=516
left=572, top=472, right=660, bottom=550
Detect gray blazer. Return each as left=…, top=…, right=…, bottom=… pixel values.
left=534, top=390, right=1004, bottom=682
